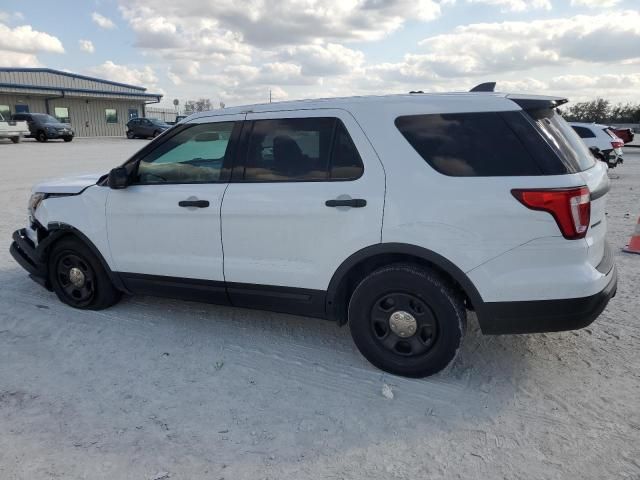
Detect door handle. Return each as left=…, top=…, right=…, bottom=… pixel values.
left=179, top=200, right=210, bottom=208
left=325, top=198, right=367, bottom=208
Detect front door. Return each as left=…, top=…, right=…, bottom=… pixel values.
left=106, top=115, right=244, bottom=300
left=221, top=109, right=386, bottom=314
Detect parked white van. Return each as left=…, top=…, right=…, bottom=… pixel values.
left=11, top=86, right=617, bottom=377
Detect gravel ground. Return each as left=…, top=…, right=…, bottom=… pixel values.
left=1, top=137, right=639, bottom=480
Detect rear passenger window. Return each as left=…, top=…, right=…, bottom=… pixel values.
left=395, top=112, right=542, bottom=177
left=243, top=117, right=363, bottom=181
left=330, top=121, right=364, bottom=180
left=572, top=126, right=595, bottom=139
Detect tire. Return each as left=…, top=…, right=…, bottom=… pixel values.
left=152, top=130, right=160, bottom=138
left=10, top=136, right=21, bottom=143
left=63, top=136, right=73, bottom=142
left=48, top=237, right=121, bottom=310
left=348, top=263, right=466, bottom=378
left=126, top=130, right=134, bottom=139
left=36, top=131, right=47, bottom=142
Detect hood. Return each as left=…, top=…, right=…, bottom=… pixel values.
left=33, top=172, right=104, bottom=194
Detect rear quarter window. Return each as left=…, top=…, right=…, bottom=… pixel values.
left=395, top=112, right=542, bottom=177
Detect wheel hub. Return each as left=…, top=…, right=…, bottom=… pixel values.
left=389, top=310, right=417, bottom=338
left=68, top=267, right=86, bottom=288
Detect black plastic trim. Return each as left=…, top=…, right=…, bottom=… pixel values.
left=119, top=273, right=229, bottom=305
left=596, top=242, right=614, bottom=275
left=480, top=266, right=617, bottom=334
left=117, top=273, right=327, bottom=318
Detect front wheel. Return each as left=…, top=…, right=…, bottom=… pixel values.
left=152, top=130, right=160, bottom=138
left=63, top=136, right=73, bottom=142
left=48, top=238, right=121, bottom=310
left=348, top=264, right=466, bottom=378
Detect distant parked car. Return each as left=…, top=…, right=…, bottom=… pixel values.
left=11, top=113, right=74, bottom=142
left=0, top=112, right=29, bottom=143
left=570, top=122, right=623, bottom=168
left=126, top=118, right=170, bottom=139
left=609, top=127, right=634, bottom=144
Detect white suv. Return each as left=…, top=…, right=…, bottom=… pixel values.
left=10, top=88, right=617, bottom=377
left=570, top=122, right=624, bottom=168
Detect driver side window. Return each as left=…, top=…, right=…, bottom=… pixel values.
left=136, top=122, right=235, bottom=184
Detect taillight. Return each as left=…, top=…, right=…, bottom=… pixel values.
left=511, top=187, right=591, bottom=240
left=611, top=140, right=624, bottom=149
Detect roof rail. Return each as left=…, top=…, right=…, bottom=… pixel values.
left=470, top=82, right=496, bottom=92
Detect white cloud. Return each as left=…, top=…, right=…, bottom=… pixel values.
left=571, top=0, right=620, bottom=7
left=79, top=39, right=95, bottom=53
left=91, top=12, right=116, bottom=29
left=0, top=23, right=64, bottom=54
left=87, top=61, right=158, bottom=88
left=413, top=11, right=640, bottom=77
left=0, top=50, right=41, bottom=67
left=467, top=0, right=551, bottom=12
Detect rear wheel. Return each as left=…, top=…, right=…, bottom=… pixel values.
left=48, top=238, right=121, bottom=310
left=10, top=136, right=21, bottom=143
left=126, top=130, right=134, bottom=139
left=348, top=264, right=466, bottom=378
left=36, top=131, right=47, bottom=142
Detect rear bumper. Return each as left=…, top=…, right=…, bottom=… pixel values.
left=478, top=264, right=617, bottom=334
left=9, top=228, right=50, bottom=289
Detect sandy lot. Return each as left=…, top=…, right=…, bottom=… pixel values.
left=1, top=137, right=639, bottom=480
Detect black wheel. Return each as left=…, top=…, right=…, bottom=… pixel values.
left=348, top=264, right=466, bottom=378
left=48, top=238, right=121, bottom=310
left=126, top=130, right=134, bottom=139
left=10, top=136, right=21, bottom=143
left=152, top=129, right=160, bottom=138
left=36, top=131, right=47, bottom=142
left=63, top=136, right=73, bottom=142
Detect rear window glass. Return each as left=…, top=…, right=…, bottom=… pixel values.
left=526, top=109, right=595, bottom=172
left=395, top=112, right=542, bottom=177
left=572, top=125, right=595, bottom=139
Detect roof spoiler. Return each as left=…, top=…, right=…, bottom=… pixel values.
left=508, top=95, right=569, bottom=111
left=470, top=82, right=496, bottom=92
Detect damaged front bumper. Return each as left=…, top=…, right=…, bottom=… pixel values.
left=9, top=228, right=50, bottom=289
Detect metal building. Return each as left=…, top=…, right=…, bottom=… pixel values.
left=0, top=67, right=163, bottom=137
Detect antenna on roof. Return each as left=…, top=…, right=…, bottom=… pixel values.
left=470, top=82, right=496, bottom=92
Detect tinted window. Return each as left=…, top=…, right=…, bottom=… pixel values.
left=395, top=112, right=542, bottom=176
left=136, top=122, right=234, bottom=184
left=244, top=118, right=335, bottom=181
left=527, top=110, right=595, bottom=171
left=572, top=125, right=595, bottom=139
left=0, top=105, right=9, bottom=119
left=32, top=114, right=59, bottom=124
left=330, top=121, right=364, bottom=180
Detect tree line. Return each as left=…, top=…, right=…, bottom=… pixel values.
left=559, top=99, right=640, bottom=124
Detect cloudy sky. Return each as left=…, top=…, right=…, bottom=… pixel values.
left=1, top=0, right=639, bottom=108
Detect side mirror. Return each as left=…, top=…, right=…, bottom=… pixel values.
left=108, top=167, right=129, bottom=189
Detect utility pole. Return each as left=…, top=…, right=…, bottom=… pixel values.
left=269, top=89, right=272, bottom=103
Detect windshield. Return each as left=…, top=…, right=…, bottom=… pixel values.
left=526, top=109, right=595, bottom=172
left=32, top=113, right=61, bottom=124
left=149, top=118, right=168, bottom=126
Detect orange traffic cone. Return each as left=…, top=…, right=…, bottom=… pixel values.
left=623, top=216, right=640, bottom=254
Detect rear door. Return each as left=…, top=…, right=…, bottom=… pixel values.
left=220, top=109, right=385, bottom=314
